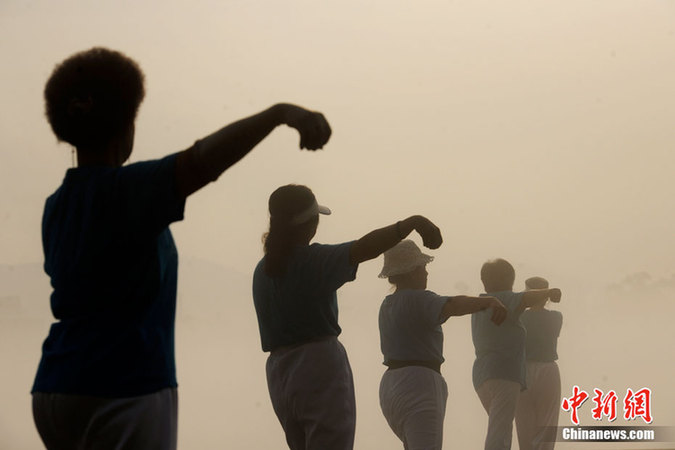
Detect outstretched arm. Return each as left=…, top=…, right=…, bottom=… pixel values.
left=175, top=103, right=331, bottom=197
left=520, top=288, right=562, bottom=311
left=348, top=215, right=442, bottom=266
left=440, top=295, right=507, bottom=325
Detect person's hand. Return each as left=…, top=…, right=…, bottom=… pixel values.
left=414, top=216, right=442, bottom=249
left=282, top=104, right=331, bottom=150
left=548, top=288, right=562, bottom=303
left=487, top=297, right=508, bottom=325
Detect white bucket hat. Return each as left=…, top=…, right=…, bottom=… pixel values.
left=378, top=239, right=434, bottom=278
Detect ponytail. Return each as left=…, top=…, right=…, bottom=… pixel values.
left=263, top=215, right=319, bottom=277
left=262, top=184, right=320, bottom=276
left=263, top=216, right=296, bottom=277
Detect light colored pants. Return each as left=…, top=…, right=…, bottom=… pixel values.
left=32, top=387, right=178, bottom=450
left=266, top=336, right=356, bottom=450
left=379, top=366, right=448, bottom=450
left=476, top=379, right=521, bottom=450
left=515, top=361, right=561, bottom=450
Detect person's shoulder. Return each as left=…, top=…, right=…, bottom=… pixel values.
left=382, top=290, right=418, bottom=306
left=538, top=308, right=561, bottom=317
left=486, top=290, right=521, bottom=302
left=58, top=166, right=111, bottom=188
left=44, top=182, right=65, bottom=206
left=254, top=256, right=265, bottom=270
left=252, top=258, right=275, bottom=299
left=485, top=290, right=523, bottom=316
left=252, top=257, right=268, bottom=280
left=304, top=241, right=354, bottom=262
left=397, top=290, right=448, bottom=312
left=126, top=153, right=178, bottom=167
left=308, top=241, right=353, bottom=252
left=389, top=288, right=436, bottom=299
left=550, top=309, right=563, bottom=320
left=420, top=290, right=449, bottom=302
left=44, top=168, right=98, bottom=211
left=380, top=293, right=396, bottom=307
left=422, top=289, right=442, bottom=297
left=382, top=290, right=405, bottom=303
left=307, top=242, right=328, bottom=251
left=381, top=291, right=423, bottom=316
left=118, top=154, right=178, bottom=178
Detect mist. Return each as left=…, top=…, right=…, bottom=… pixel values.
left=2, top=0, right=675, bottom=448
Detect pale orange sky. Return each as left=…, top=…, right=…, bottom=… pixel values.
left=1, top=0, right=674, bottom=448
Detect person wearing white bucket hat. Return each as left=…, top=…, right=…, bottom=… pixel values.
left=253, top=186, right=443, bottom=450
left=377, top=240, right=508, bottom=450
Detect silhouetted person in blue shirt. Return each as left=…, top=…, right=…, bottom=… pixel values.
left=253, top=186, right=443, bottom=450
left=377, top=240, right=507, bottom=450
left=515, top=276, right=563, bottom=450
left=472, top=259, right=561, bottom=450
left=32, top=47, right=331, bottom=450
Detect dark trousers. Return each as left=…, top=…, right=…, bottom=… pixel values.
left=32, top=388, right=178, bottom=450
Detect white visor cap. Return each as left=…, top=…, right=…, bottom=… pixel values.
left=290, top=199, right=331, bottom=225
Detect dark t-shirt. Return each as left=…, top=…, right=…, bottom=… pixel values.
left=252, top=242, right=357, bottom=352
left=472, top=291, right=527, bottom=390
left=521, top=309, right=562, bottom=362
left=32, top=154, right=185, bottom=397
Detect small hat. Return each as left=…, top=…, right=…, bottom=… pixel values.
left=378, top=239, right=434, bottom=278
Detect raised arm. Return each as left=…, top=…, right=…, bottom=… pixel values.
left=348, top=215, right=442, bottom=266
left=440, top=295, right=507, bottom=325
left=175, top=103, right=331, bottom=197
left=521, top=288, right=562, bottom=311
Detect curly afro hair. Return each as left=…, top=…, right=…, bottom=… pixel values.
left=44, top=47, right=145, bottom=148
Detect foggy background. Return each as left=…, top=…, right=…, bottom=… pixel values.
left=1, top=0, right=674, bottom=448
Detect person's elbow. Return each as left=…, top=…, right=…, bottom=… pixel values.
left=348, top=240, right=375, bottom=265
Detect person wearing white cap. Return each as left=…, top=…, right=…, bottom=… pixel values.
left=253, top=185, right=443, bottom=450
left=377, top=240, right=508, bottom=450
left=515, top=276, right=563, bottom=450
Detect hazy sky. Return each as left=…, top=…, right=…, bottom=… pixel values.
left=2, top=1, right=674, bottom=448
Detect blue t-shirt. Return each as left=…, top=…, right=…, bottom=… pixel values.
left=522, top=309, right=562, bottom=362
left=379, top=289, right=449, bottom=365
left=252, top=242, right=358, bottom=352
left=32, top=154, right=185, bottom=397
left=471, top=291, right=527, bottom=390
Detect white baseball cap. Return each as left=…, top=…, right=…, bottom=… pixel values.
left=290, top=199, right=331, bottom=225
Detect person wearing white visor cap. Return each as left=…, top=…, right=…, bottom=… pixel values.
left=377, top=240, right=508, bottom=450
left=253, top=184, right=443, bottom=450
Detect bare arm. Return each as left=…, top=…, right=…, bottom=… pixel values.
left=175, top=103, right=331, bottom=197
left=348, top=215, right=442, bottom=266
left=440, top=295, right=507, bottom=325
left=520, top=288, right=562, bottom=311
